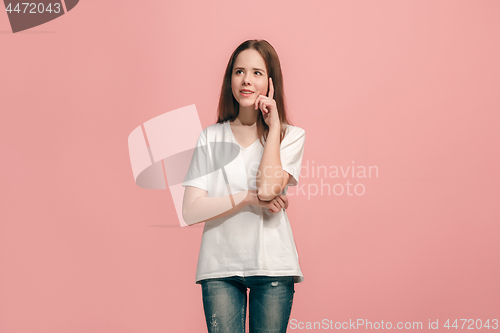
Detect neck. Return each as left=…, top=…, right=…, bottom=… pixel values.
left=233, top=104, right=259, bottom=126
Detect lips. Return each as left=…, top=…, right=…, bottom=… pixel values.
left=240, top=90, right=254, bottom=97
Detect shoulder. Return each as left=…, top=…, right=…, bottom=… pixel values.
left=283, top=124, right=305, bottom=140
left=200, top=122, right=226, bottom=136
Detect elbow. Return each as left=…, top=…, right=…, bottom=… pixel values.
left=257, top=192, right=272, bottom=202
left=257, top=173, right=287, bottom=201
left=257, top=187, right=283, bottom=202
left=182, top=207, right=193, bottom=226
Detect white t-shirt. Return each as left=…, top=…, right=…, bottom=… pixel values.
left=182, top=120, right=306, bottom=284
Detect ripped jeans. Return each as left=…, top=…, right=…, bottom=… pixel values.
left=200, top=275, right=295, bottom=333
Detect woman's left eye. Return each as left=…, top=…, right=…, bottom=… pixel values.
left=255, top=71, right=262, bottom=75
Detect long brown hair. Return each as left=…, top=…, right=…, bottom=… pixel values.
left=216, top=39, right=293, bottom=146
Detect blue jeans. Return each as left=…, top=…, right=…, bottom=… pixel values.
left=200, top=275, right=295, bottom=333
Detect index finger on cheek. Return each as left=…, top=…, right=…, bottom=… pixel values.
left=268, top=77, right=274, bottom=99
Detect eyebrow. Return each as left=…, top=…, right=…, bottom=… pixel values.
left=234, top=67, right=266, bottom=72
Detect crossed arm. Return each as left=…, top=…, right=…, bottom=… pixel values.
left=182, top=173, right=290, bottom=226
left=182, top=126, right=291, bottom=226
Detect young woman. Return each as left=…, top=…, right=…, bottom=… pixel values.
left=181, top=39, right=306, bottom=333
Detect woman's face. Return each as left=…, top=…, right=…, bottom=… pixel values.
left=231, top=49, right=269, bottom=108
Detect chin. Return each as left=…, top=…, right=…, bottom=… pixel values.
left=238, top=100, right=255, bottom=108
left=244, top=103, right=258, bottom=109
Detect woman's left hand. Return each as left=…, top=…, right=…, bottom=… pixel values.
left=255, top=77, right=280, bottom=129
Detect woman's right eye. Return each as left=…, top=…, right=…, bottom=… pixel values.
left=235, top=70, right=243, bottom=74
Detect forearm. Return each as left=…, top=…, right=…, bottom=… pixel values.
left=183, top=191, right=249, bottom=226
left=257, top=125, right=285, bottom=201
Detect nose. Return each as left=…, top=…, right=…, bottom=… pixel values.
left=242, top=72, right=252, bottom=85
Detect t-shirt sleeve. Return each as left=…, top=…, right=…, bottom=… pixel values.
left=280, top=126, right=306, bottom=187
left=181, top=129, right=209, bottom=191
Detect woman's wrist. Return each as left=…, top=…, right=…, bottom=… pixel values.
left=244, top=190, right=257, bottom=207
left=268, top=123, right=281, bottom=134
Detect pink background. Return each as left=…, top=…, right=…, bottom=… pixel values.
left=1, top=0, right=499, bottom=332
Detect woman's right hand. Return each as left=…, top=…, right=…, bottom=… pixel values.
left=245, top=190, right=289, bottom=213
